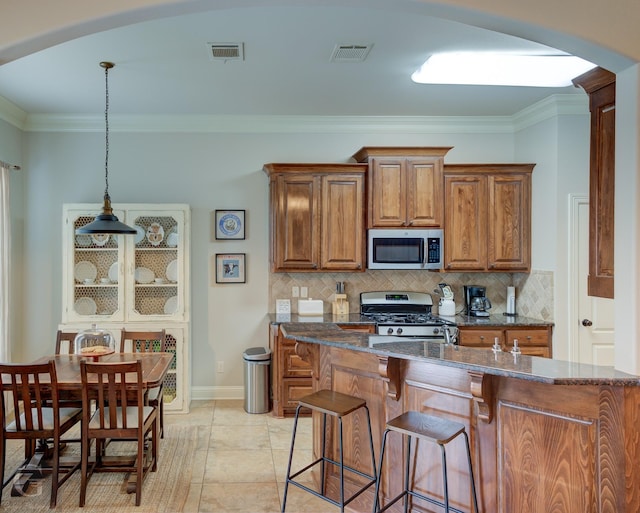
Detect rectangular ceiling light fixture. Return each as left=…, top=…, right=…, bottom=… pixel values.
left=411, top=52, right=597, bottom=87
left=208, top=43, right=245, bottom=61
left=331, top=44, right=373, bottom=62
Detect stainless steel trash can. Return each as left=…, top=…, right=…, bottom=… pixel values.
left=243, top=347, right=271, bottom=414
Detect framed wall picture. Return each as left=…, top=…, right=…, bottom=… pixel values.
left=215, top=253, right=246, bottom=283
left=215, top=210, right=245, bottom=240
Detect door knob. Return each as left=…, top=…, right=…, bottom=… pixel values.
left=582, top=319, right=593, bottom=327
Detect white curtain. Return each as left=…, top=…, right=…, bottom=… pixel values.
left=0, top=162, right=10, bottom=362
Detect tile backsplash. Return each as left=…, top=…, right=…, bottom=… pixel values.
left=269, top=269, right=554, bottom=321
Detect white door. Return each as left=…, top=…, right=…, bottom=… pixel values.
left=571, top=195, right=615, bottom=365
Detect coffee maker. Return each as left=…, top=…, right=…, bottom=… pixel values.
left=464, top=285, right=492, bottom=317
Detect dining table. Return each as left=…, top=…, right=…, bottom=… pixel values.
left=9, top=352, right=173, bottom=497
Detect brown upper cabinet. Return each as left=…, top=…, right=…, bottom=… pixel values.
left=572, top=67, right=615, bottom=299
left=351, top=147, right=452, bottom=228
left=263, top=163, right=367, bottom=272
left=444, top=164, right=534, bottom=272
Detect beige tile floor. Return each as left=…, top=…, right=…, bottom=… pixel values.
left=171, top=399, right=338, bottom=513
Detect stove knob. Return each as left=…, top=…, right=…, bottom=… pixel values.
left=387, top=328, right=394, bottom=335
left=433, top=327, right=440, bottom=335
left=397, top=328, right=403, bottom=335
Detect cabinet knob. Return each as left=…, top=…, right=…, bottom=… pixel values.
left=479, top=336, right=485, bottom=341
left=582, top=319, right=593, bottom=327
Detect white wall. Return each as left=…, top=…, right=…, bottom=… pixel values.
left=514, top=108, right=590, bottom=359
left=614, top=65, right=640, bottom=374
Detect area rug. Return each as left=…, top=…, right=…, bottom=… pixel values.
left=0, top=425, right=197, bottom=513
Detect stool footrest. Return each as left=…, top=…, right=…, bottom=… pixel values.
left=289, top=455, right=376, bottom=484
left=287, top=455, right=376, bottom=507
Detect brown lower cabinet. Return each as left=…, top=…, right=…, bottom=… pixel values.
left=270, top=323, right=375, bottom=417
left=458, top=325, right=552, bottom=357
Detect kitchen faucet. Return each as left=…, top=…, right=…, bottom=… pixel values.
left=442, top=325, right=458, bottom=345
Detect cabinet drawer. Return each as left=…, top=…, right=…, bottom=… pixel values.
left=458, top=329, right=503, bottom=347
left=519, top=346, right=551, bottom=358
left=337, top=323, right=376, bottom=334
left=505, top=329, right=549, bottom=346
left=282, top=346, right=312, bottom=377
left=282, top=378, right=313, bottom=408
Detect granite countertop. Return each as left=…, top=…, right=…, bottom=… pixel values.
left=451, top=314, right=553, bottom=327
left=267, top=312, right=553, bottom=327
left=279, top=322, right=639, bottom=386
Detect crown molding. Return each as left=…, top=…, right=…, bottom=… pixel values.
left=1, top=94, right=588, bottom=134
left=511, top=94, right=588, bottom=131
left=23, top=113, right=514, bottom=134
left=0, top=95, right=27, bottom=129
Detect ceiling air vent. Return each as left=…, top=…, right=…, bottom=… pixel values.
left=330, top=44, right=373, bottom=62
left=208, top=43, right=244, bottom=61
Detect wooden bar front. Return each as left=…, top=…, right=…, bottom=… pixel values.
left=293, top=341, right=640, bottom=513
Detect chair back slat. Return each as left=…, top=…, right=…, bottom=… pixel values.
left=120, top=329, right=166, bottom=353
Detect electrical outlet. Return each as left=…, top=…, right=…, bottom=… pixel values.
left=300, top=286, right=308, bottom=298
left=217, top=361, right=224, bottom=373
left=292, top=286, right=299, bottom=297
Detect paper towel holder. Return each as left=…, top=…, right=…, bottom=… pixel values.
left=504, top=286, right=517, bottom=316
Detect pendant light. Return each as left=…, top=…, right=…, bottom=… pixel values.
left=76, top=62, right=136, bottom=235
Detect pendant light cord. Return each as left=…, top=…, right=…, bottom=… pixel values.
left=104, top=64, right=110, bottom=199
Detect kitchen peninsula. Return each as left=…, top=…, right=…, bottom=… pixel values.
left=279, top=322, right=640, bottom=513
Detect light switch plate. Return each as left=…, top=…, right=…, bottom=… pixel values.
left=276, top=299, right=291, bottom=314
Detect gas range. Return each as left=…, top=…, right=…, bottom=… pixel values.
left=360, top=291, right=455, bottom=338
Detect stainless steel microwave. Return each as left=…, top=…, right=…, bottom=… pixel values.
left=367, top=229, right=443, bottom=270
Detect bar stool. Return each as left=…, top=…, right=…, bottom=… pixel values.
left=373, top=411, right=479, bottom=513
left=281, top=389, right=378, bottom=513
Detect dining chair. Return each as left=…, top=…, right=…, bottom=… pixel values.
left=79, top=360, right=159, bottom=507
left=55, top=330, right=78, bottom=355
left=0, top=360, right=83, bottom=508
left=120, top=329, right=167, bottom=438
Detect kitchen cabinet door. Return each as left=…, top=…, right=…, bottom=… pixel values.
left=271, top=173, right=320, bottom=271
left=321, top=174, right=365, bottom=270
left=406, top=157, right=444, bottom=227
left=368, top=157, right=405, bottom=227
left=444, top=174, right=487, bottom=271
left=487, top=173, right=531, bottom=271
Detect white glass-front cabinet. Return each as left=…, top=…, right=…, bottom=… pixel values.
left=61, top=203, right=191, bottom=412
